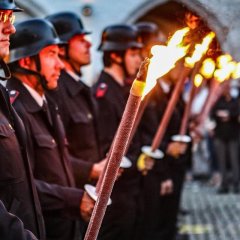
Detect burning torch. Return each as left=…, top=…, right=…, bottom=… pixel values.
left=141, top=31, right=215, bottom=158
left=172, top=73, right=204, bottom=144
left=193, top=54, right=240, bottom=136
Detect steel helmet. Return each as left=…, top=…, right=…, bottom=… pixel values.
left=0, top=0, right=22, bottom=12
left=135, top=22, right=159, bottom=45
left=0, top=0, right=23, bottom=80
left=46, top=11, right=91, bottom=42
left=9, top=18, right=66, bottom=63
left=98, top=24, right=143, bottom=51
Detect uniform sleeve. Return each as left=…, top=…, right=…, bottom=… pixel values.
left=0, top=201, right=38, bottom=240
left=35, top=180, right=83, bottom=220
left=69, top=155, right=93, bottom=188
left=95, top=96, right=119, bottom=155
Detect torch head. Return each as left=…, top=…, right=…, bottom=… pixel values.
left=136, top=57, right=150, bottom=82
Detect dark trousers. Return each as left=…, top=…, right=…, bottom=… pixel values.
left=98, top=185, right=139, bottom=240
left=135, top=172, right=162, bottom=240
left=214, top=138, right=239, bottom=187
left=155, top=168, right=185, bottom=240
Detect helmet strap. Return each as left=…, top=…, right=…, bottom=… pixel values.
left=32, top=55, right=41, bottom=72
left=64, top=45, right=70, bottom=60
left=13, top=65, right=49, bottom=91
left=0, top=59, right=11, bottom=80
left=118, top=52, right=130, bottom=79
left=32, top=55, right=49, bottom=90
left=122, top=59, right=129, bottom=79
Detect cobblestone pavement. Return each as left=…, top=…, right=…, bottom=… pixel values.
left=178, top=181, right=240, bottom=240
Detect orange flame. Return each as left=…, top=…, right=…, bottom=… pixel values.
left=185, top=32, right=215, bottom=68
left=143, top=27, right=190, bottom=97
left=194, top=74, right=203, bottom=87
left=214, top=54, right=236, bottom=82
left=232, top=62, right=240, bottom=79
left=217, top=54, right=232, bottom=68
left=200, top=58, right=216, bottom=79
left=167, top=27, right=190, bottom=47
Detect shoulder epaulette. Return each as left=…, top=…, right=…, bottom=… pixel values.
left=96, top=82, right=108, bottom=98
left=9, top=90, right=19, bottom=104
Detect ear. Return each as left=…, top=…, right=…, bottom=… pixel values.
left=110, top=52, right=122, bottom=64
left=59, top=47, right=66, bottom=58
left=18, top=57, right=32, bottom=69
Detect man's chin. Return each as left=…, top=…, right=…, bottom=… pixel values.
left=81, top=60, right=91, bottom=66
left=0, top=52, right=9, bottom=61
left=47, top=86, right=58, bottom=91
left=47, top=80, right=58, bottom=90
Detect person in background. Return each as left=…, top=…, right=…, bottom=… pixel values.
left=134, top=21, right=174, bottom=240
left=93, top=24, right=143, bottom=240
left=211, top=84, right=240, bottom=193
left=46, top=12, right=106, bottom=189
left=154, top=65, right=190, bottom=240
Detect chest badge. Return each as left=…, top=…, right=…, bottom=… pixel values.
left=96, top=83, right=108, bottom=98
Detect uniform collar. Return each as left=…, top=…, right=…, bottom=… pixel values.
left=65, top=69, right=81, bottom=82
left=101, top=70, right=124, bottom=90
left=7, top=77, right=42, bottom=113
left=61, top=70, right=86, bottom=97
left=22, top=82, right=47, bottom=107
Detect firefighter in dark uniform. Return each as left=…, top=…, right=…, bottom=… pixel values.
left=134, top=22, right=173, bottom=240
left=7, top=19, right=94, bottom=240
left=151, top=66, right=190, bottom=240
left=93, top=24, right=143, bottom=240
left=0, top=1, right=45, bottom=239
left=46, top=12, right=106, bottom=188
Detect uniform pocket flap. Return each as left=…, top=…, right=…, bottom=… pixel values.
left=34, top=134, right=57, bottom=148
left=0, top=123, right=15, bottom=137
left=70, top=111, right=92, bottom=124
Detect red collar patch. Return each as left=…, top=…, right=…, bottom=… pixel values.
left=9, top=90, right=19, bottom=104
left=96, top=83, right=108, bottom=98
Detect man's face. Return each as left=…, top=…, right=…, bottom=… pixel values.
left=124, top=48, right=142, bottom=76
left=0, top=10, right=16, bottom=59
left=39, top=45, right=64, bottom=89
left=68, top=34, right=91, bottom=67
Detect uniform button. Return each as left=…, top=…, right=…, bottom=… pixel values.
left=52, top=139, right=55, bottom=144
left=87, top=113, right=92, bottom=119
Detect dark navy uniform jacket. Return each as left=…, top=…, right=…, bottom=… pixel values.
left=0, top=84, right=45, bottom=239
left=93, top=70, right=141, bottom=187
left=7, top=77, right=84, bottom=240
left=93, top=71, right=141, bottom=240
left=49, top=70, right=101, bottom=188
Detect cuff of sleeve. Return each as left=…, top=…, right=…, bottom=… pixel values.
left=71, top=158, right=93, bottom=188
left=63, top=187, right=84, bottom=219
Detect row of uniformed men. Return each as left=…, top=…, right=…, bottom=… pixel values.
left=0, top=1, right=190, bottom=239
